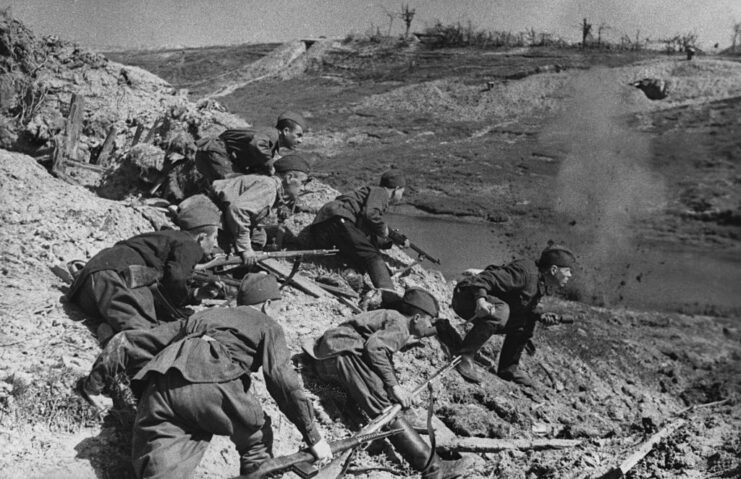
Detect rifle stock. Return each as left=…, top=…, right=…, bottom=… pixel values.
left=195, top=249, right=339, bottom=271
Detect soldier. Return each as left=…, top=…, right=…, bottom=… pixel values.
left=195, top=110, right=306, bottom=182
left=175, top=154, right=311, bottom=265
left=451, top=245, right=576, bottom=386
left=78, top=273, right=332, bottom=478
left=303, top=287, right=470, bottom=479
left=309, top=170, right=407, bottom=305
left=67, top=214, right=221, bottom=337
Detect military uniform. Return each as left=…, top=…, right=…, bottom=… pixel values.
left=108, top=306, right=322, bottom=478
left=195, top=128, right=282, bottom=182
left=68, top=230, right=204, bottom=332
left=310, top=185, right=394, bottom=290
left=453, top=259, right=546, bottom=379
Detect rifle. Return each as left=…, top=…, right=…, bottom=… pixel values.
left=308, top=356, right=463, bottom=479
left=194, top=249, right=339, bottom=271
left=388, top=228, right=441, bottom=265
left=238, top=428, right=403, bottom=479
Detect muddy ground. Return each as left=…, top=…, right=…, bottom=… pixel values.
left=0, top=29, right=739, bottom=479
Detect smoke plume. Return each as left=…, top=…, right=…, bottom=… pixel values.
left=540, top=68, right=666, bottom=304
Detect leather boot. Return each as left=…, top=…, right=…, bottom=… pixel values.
left=387, top=417, right=441, bottom=478
left=455, top=320, right=496, bottom=384
left=365, top=256, right=394, bottom=290
left=497, top=332, right=534, bottom=387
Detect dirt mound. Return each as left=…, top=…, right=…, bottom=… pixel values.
left=1, top=148, right=739, bottom=479
left=356, top=58, right=741, bottom=123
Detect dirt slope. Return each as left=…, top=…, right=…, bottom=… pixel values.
left=1, top=149, right=739, bottom=479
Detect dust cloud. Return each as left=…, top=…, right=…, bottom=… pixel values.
left=540, top=68, right=667, bottom=305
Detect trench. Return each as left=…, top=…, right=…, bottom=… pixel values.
left=386, top=211, right=741, bottom=317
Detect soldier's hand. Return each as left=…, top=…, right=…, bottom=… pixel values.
left=309, top=438, right=333, bottom=461
left=240, top=250, right=258, bottom=267
left=540, top=312, right=562, bottom=326
left=390, top=385, right=412, bottom=409
left=474, top=298, right=496, bottom=319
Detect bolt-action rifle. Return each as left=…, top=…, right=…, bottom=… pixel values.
left=194, top=249, right=339, bottom=271
left=239, top=357, right=462, bottom=479
left=238, top=428, right=402, bottom=479
left=388, top=228, right=441, bottom=265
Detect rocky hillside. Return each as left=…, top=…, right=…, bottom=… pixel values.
left=0, top=13, right=739, bottom=479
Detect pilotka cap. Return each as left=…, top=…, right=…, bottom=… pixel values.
left=380, top=170, right=406, bottom=189
left=277, top=111, right=307, bottom=129
left=274, top=154, right=311, bottom=174
left=176, top=194, right=221, bottom=231
left=537, top=245, right=576, bottom=269
left=401, top=287, right=439, bottom=317
left=237, top=273, right=282, bottom=306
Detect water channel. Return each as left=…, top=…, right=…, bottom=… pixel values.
left=386, top=211, right=741, bottom=317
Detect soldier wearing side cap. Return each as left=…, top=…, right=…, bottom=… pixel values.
left=309, top=170, right=407, bottom=306
left=303, top=287, right=471, bottom=479
left=174, top=154, right=311, bottom=265
left=195, top=111, right=307, bottom=182
left=451, top=245, right=576, bottom=387
left=66, top=214, right=222, bottom=338
left=76, top=273, right=332, bottom=478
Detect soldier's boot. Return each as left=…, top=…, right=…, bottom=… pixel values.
left=387, top=418, right=468, bottom=479
left=455, top=320, right=496, bottom=384
left=365, top=257, right=401, bottom=308
left=497, top=332, right=534, bottom=388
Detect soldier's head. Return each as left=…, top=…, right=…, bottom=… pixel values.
left=399, top=287, right=439, bottom=338
left=274, top=154, right=311, bottom=200
left=536, top=244, right=575, bottom=289
left=380, top=170, right=406, bottom=204
left=175, top=196, right=221, bottom=256
left=276, top=111, right=306, bottom=149
left=237, top=273, right=283, bottom=314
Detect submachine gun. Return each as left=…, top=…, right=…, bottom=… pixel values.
left=388, top=228, right=441, bottom=265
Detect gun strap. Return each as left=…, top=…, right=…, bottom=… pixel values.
left=423, top=382, right=437, bottom=471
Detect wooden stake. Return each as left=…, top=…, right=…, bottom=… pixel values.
left=94, top=125, right=117, bottom=166
left=131, top=123, right=144, bottom=147
left=437, top=437, right=582, bottom=453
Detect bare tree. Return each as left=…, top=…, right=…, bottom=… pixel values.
left=581, top=18, right=593, bottom=48
left=525, top=27, right=537, bottom=46
left=381, top=6, right=395, bottom=36
left=399, top=3, right=416, bottom=38
left=597, top=22, right=610, bottom=47
left=732, top=22, right=741, bottom=53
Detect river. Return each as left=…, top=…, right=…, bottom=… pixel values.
left=386, top=211, right=741, bottom=317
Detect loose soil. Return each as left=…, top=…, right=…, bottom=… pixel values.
left=1, top=26, right=740, bottom=479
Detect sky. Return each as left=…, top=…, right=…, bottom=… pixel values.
left=4, top=0, right=738, bottom=51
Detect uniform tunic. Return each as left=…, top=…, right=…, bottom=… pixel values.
left=309, top=309, right=410, bottom=416
left=210, top=174, right=282, bottom=253
left=68, top=231, right=203, bottom=332
left=120, top=306, right=320, bottom=478
left=195, top=128, right=282, bottom=182
left=310, top=186, right=394, bottom=290
left=452, top=259, right=547, bottom=372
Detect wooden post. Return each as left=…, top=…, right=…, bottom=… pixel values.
left=143, top=116, right=163, bottom=144
left=131, top=123, right=144, bottom=147
left=94, top=125, right=117, bottom=166
left=64, top=93, right=84, bottom=162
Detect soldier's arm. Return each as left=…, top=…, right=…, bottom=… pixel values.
left=362, top=187, right=391, bottom=238
left=247, top=130, right=276, bottom=168
left=362, top=314, right=410, bottom=389
left=261, top=320, right=322, bottom=446
left=162, top=238, right=204, bottom=305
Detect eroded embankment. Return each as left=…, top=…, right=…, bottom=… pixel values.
left=0, top=150, right=739, bottom=479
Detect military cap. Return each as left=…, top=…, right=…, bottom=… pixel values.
left=277, top=111, right=307, bottom=129
left=176, top=194, right=221, bottom=231
left=537, top=245, right=576, bottom=269
left=237, top=273, right=282, bottom=306
left=380, top=169, right=406, bottom=189
left=274, top=153, right=311, bottom=174
left=401, top=287, right=439, bottom=317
